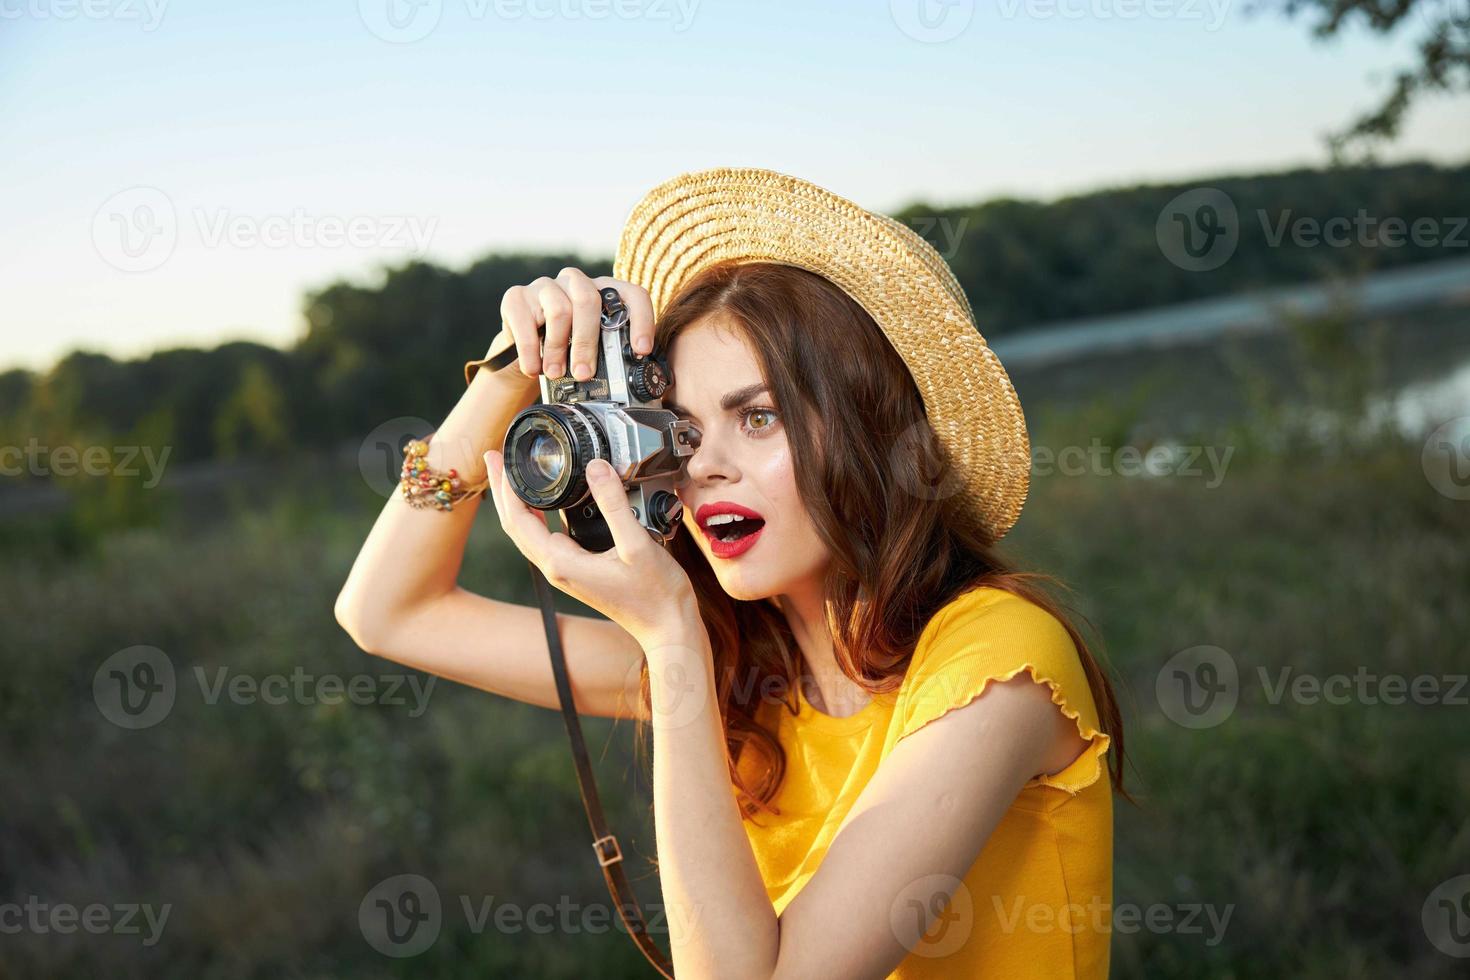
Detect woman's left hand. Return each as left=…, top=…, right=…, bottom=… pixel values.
left=484, top=450, right=697, bottom=648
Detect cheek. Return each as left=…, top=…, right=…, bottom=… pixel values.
left=753, top=441, right=821, bottom=547
left=752, top=440, right=797, bottom=509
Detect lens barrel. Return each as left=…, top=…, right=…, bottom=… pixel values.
left=502, top=403, right=604, bottom=509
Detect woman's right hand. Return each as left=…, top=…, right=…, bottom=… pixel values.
left=497, top=267, right=657, bottom=382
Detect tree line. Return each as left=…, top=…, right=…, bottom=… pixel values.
left=3, top=159, right=1466, bottom=476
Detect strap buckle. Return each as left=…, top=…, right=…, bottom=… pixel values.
left=592, top=834, right=623, bottom=867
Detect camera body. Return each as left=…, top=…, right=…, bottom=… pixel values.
left=501, top=287, right=699, bottom=553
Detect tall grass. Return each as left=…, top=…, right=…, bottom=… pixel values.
left=3, top=304, right=1467, bottom=976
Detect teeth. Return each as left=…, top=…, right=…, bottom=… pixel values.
left=705, top=514, right=750, bottom=526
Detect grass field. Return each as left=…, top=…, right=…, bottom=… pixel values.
left=2, top=306, right=1468, bottom=978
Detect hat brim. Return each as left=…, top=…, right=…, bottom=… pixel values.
left=613, top=167, right=1030, bottom=542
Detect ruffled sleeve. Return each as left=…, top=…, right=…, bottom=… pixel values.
left=896, top=585, right=1111, bottom=796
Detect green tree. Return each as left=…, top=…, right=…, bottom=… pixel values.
left=214, top=361, right=290, bottom=458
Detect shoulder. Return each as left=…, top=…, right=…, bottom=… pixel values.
left=909, top=585, right=1079, bottom=680
left=897, top=585, right=1111, bottom=796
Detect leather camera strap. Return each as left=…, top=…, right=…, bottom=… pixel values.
left=527, top=558, right=676, bottom=978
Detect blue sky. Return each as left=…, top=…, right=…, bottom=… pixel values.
left=2, top=0, right=1467, bottom=369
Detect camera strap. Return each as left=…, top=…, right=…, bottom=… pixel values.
left=526, top=557, right=676, bottom=979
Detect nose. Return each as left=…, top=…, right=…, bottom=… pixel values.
left=678, top=419, right=739, bottom=488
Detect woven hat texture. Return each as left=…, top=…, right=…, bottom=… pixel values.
left=613, top=167, right=1031, bottom=541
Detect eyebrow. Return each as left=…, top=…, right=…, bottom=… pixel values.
left=663, top=382, right=770, bottom=420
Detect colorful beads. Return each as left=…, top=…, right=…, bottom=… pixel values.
left=396, top=432, right=489, bottom=512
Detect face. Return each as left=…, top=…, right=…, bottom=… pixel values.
left=664, top=315, right=831, bottom=602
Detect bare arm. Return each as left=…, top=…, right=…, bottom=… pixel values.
left=333, top=268, right=659, bottom=719
left=643, top=618, right=1089, bottom=978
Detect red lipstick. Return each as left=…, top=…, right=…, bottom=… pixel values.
left=694, top=501, right=766, bottom=559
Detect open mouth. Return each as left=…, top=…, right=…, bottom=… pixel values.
left=695, top=502, right=768, bottom=558
left=703, top=514, right=766, bottom=544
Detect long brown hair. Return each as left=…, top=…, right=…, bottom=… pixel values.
left=636, top=260, right=1128, bottom=817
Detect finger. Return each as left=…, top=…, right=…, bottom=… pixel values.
left=486, top=449, right=553, bottom=558
left=556, top=267, right=602, bottom=382
left=595, top=277, right=655, bottom=355
left=482, top=450, right=506, bottom=523
left=535, top=277, right=572, bottom=379
left=584, top=458, right=651, bottom=563
left=499, top=285, right=543, bottom=378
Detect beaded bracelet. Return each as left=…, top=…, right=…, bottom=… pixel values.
left=399, top=436, right=491, bottom=511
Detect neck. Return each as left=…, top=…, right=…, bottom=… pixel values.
left=772, top=577, right=871, bottom=719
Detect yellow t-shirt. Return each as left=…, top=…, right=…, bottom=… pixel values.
left=741, top=585, right=1114, bottom=979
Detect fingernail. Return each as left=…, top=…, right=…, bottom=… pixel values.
left=572, top=362, right=590, bottom=380
left=635, top=338, right=652, bottom=355
left=588, top=460, right=610, bottom=481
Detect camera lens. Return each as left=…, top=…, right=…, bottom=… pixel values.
left=525, top=430, right=566, bottom=484
left=503, top=404, right=603, bottom=509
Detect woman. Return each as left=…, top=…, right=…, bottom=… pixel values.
left=336, top=168, right=1125, bottom=978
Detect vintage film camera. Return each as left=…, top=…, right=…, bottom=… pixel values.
left=501, top=287, right=700, bottom=553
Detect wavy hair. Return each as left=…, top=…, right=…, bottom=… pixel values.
left=634, top=260, right=1128, bottom=818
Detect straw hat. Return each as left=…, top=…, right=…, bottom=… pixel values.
left=612, top=167, right=1031, bottom=542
